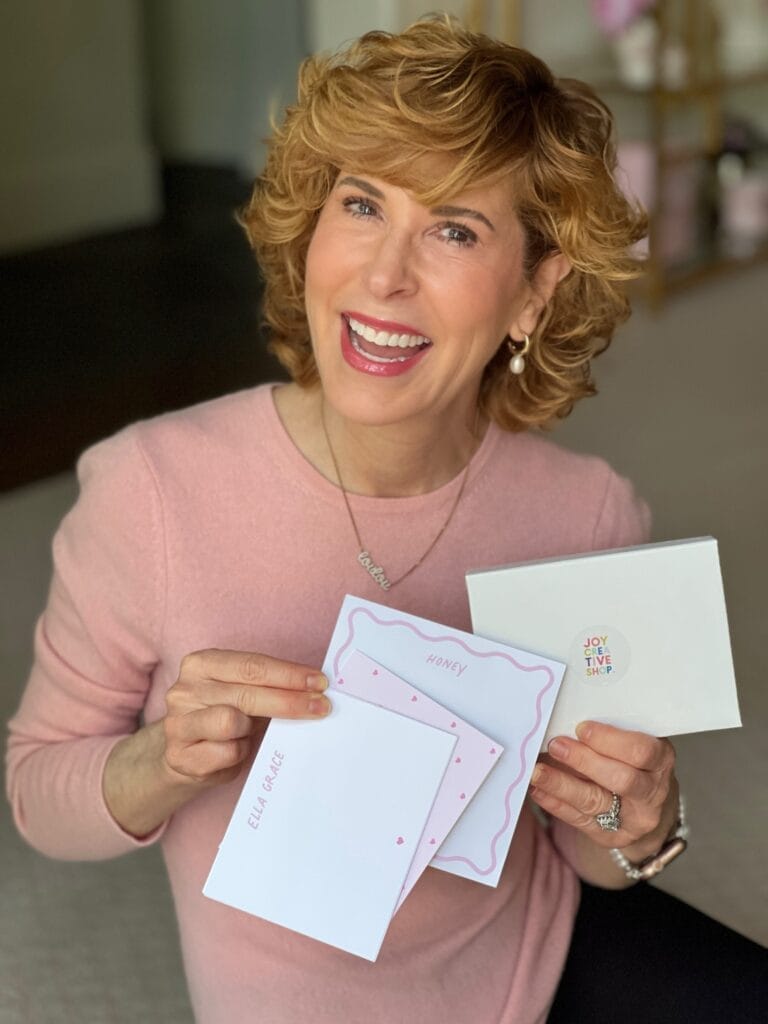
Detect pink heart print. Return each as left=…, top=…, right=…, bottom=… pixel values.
left=429, top=838, right=436, bottom=845
left=459, top=793, right=466, bottom=800
left=337, top=677, right=344, bottom=685
left=372, top=669, right=379, bottom=675
left=450, top=721, right=457, bottom=728
left=396, top=836, right=405, bottom=845
left=490, top=747, right=496, bottom=754
left=411, top=695, right=418, bottom=702
left=455, top=756, right=462, bottom=763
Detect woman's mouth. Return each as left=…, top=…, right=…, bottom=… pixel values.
left=340, top=314, right=432, bottom=376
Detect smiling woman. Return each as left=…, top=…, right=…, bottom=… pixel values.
left=244, top=19, right=646, bottom=437
left=6, top=13, right=766, bottom=1024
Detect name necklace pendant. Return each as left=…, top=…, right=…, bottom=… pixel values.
left=320, top=403, right=476, bottom=591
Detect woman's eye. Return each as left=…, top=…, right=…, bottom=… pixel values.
left=342, top=196, right=378, bottom=218
left=439, top=223, right=477, bottom=247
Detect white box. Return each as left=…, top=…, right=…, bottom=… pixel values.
left=466, top=537, right=741, bottom=745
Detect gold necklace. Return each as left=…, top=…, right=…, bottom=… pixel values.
left=320, top=403, right=478, bottom=591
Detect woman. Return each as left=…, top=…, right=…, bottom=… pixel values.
left=6, top=16, right=765, bottom=1024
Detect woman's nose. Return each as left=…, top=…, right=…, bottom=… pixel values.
left=362, top=230, right=419, bottom=299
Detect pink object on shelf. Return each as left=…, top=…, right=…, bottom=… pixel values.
left=721, top=174, right=768, bottom=246
left=616, top=140, right=701, bottom=265
left=591, top=0, right=655, bottom=36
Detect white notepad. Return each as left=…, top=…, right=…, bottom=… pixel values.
left=466, top=537, right=741, bottom=745
left=203, top=690, right=456, bottom=961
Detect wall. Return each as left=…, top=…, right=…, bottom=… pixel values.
left=0, top=0, right=159, bottom=254
left=309, top=0, right=403, bottom=52
left=143, top=0, right=306, bottom=176
left=307, top=1, right=606, bottom=62
left=0, top=0, right=307, bottom=254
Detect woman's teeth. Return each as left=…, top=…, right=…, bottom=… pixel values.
left=347, top=316, right=430, bottom=350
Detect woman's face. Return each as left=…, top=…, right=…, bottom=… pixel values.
left=304, top=170, right=537, bottom=430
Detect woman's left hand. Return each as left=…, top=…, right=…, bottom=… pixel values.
left=529, top=721, right=679, bottom=859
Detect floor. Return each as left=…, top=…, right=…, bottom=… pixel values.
left=553, top=262, right=768, bottom=945
left=1, top=210, right=766, bottom=1021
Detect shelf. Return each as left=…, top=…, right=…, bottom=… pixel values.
left=587, top=67, right=768, bottom=100
left=644, top=238, right=768, bottom=306
left=560, top=2, right=767, bottom=306
left=657, top=145, right=715, bottom=166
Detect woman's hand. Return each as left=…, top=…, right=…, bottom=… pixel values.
left=163, top=648, right=330, bottom=788
left=529, top=721, right=679, bottom=874
left=103, top=649, right=330, bottom=837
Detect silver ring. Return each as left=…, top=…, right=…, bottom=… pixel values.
left=595, top=792, right=622, bottom=832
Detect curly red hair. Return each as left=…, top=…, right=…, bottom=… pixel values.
left=240, top=14, right=646, bottom=430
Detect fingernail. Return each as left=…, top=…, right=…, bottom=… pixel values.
left=575, top=721, right=592, bottom=741
left=531, top=765, right=546, bottom=785
left=309, top=694, right=331, bottom=715
left=306, top=674, right=328, bottom=692
left=547, top=738, right=569, bottom=760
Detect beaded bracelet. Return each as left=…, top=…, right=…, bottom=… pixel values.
left=610, top=795, right=690, bottom=881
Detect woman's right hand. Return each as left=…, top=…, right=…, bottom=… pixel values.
left=162, top=648, right=331, bottom=788
left=103, top=649, right=330, bottom=838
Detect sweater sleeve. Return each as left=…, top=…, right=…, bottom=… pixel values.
left=5, top=425, right=168, bottom=860
left=549, top=464, right=652, bottom=877
left=590, top=463, right=652, bottom=552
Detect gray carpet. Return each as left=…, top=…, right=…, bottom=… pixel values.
left=2, top=262, right=766, bottom=1022
left=554, top=262, right=768, bottom=944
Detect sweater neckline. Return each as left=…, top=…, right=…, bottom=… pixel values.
left=256, top=383, right=503, bottom=514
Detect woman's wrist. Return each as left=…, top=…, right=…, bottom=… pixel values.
left=102, top=720, right=199, bottom=838
left=610, top=795, right=689, bottom=881
left=546, top=784, right=686, bottom=890
left=611, top=785, right=681, bottom=865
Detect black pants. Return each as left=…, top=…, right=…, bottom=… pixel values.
left=547, top=882, right=767, bottom=1023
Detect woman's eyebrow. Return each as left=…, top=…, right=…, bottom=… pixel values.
left=335, top=176, right=495, bottom=232
left=336, top=175, right=385, bottom=199
left=430, top=205, right=495, bottom=232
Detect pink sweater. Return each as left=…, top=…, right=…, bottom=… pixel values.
left=6, top=384, right=649, bottom=1024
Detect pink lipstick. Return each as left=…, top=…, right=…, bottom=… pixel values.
left=340, top=314, right=432, bottom=378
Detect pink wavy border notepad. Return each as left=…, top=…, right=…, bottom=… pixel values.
left=338, top=649, right=503, bottom=910
left=323, top=596, right=566, bottom=887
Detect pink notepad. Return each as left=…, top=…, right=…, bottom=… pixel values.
left=338, top=649, right=503, bottom=910
left=323, top=596, right=565, bottom=887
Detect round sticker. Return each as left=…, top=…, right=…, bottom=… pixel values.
left=569, top=625, right=631, bottom=686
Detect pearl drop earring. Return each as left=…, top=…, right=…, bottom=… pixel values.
left=507, top=334, right=531, bottom=375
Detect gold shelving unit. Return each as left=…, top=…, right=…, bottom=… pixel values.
left=468, top=1, right=768, bottom=307
left=466, top=0, right=520, bottom=44
left=599, top=3, right=768, bottom=306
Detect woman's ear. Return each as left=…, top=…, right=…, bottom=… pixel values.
left=536, top=251, right=571, bottom=299
left=509, top=252, right=571, bottom=339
